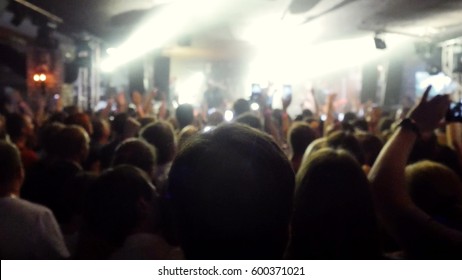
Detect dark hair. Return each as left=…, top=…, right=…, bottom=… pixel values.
left=0, top=141, right=22, bottom=187
left=83, top=165, right=159, bottom=246
left=169, top=123, right=295, bottom=259
left=175, top=104, right=194, bottom=129
left=325, top=131, right=365, bottom=165
left=38, top=122, right=65, bottom=156
left=140, top=121, right=176, bottom=165
left=406, top=160, right=462, bottom=230
left=55, top=125, right=89, bottom=160
left=353, top=118, right=369, bottom=132
left=234, top=112, right=262, bottom=130
left=233, top=98, right=250, bottom=117
left=5, top=113, right=26, bottom=142
left=91, top=118, right=109, bottom=142
left=112, top=138, right=156, bottom=175
left=65, top=113, right=93, bottom=135
left=288, top=122, right=317, bottom=156
left=356, top=132, right=383, bottom=166
left=289, top=148, right=380, bottom=259
left=111, top=113, right=129, bottom=136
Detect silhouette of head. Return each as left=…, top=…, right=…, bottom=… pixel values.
left=289, top=148, right=380, bottom=259
left=169, top=123, right=295, bottom=259
left=141, top=121, right=176, bottom=165
left=113, top=138, right=157, bottom=177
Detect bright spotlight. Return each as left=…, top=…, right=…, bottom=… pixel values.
left=106, top=48, right=117, bottom=55
left=251, top=103, right=260, bottom=111
left=224, top=110, right=234, bottom=122
left=39, top=74, right=46, bottom=81
left=33, top=74, right=40, bottom=82
left=101, top=0, right=247, bottom=71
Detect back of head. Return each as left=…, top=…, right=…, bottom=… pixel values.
left=234, top=112, right=262, bottom=131
left=355, top=132, right=383, bottom=167
left=55, top=125, right=90, bottom=163
left=65, top=113, right=93, bottom=136
left=207, top=111, right=224, bottom=126
left=39, top=122, right=65, bottom=157
left=140, top=121, right=176, bottom=165
left=5, top=113, right=26, bottom=142
left=0, top=141, right=22, bottom=192
left=169, top=123, right=295, bottom=259
left=326, top=131, right=365, bottom=165
left=82, top=165, right=159, bottom=248
left=353, top=118, right=369, bottom=132
left=233, top=98, right=250, bottom=117
left=112, top=138, right=156, bottom=176
left=91, top=118, right=110, bottom=143
left=406, top=160, right=462, bottom=230
left=288, top=122, right=317, bottom=156
left=178, top=125, right=199, bottom=151
left=290, top=148, right=379, bottom=259
left=175, top=104, right=194, bottom=129
left=111, top=113, right=129, bottom=136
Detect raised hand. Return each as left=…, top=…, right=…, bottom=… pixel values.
left=407, top=86, right=450, bottom=133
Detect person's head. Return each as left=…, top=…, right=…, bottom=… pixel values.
left=140, top=121, right=176, bottom=165
left=55, top=125, right=90, bottom=164
left=91, top=117, right=110, bottom=144
left=82, top=165, right=160, bottom=250
left=178, top=125, right=199, bottom=151
left=288, top=122, right=317, bottom=157
left=406, top=160, right=462, bottom=230
left=112, top=138, right=156, bottom=178
left=343, top=112, right=357, bottom=123
left=169, top=123, right=295, bottom=259
left=233, top=98, right=250, bottom=117
left=208, top=111, right=224, bottom=126
left=355, top=132, right=383, bottom=167
left=138, top=116, right=156, bottom=129
left=289, top=148, right=380, bottom=259
left=111, top=113, right=129, bottom=138
left=234, top=112, right=262, bottom=131
left=38, top=122, right=66, bottom=158
left=175, top=104, right=194, bottom=130
left=325, top=131, right=365, bottom=165
left=66, top=112, right=93, bottom=136
left=5, top=113, right=34, bottom=143
left=353, top=118, right=369, bottom=132
left=0, top=141, right=24, bottom=196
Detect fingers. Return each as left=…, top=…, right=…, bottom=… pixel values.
left=420, top=85, right=432, bottom=104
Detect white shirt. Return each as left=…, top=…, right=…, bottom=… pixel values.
left=0, top=196, right=70, bottom=259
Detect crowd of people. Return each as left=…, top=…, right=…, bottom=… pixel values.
left=0, top=86, right=461, bottom=259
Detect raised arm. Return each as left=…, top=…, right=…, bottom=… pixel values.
left=368, top=86, right=462, bottom=257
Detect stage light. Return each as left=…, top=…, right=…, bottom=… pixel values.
left=100, top=0, right=248, bottom=71
left=39, top=73, right=46, bottom=81
left=33, top=74, right=40, bottom=82
left=224, top=110, right=234, bottom=122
